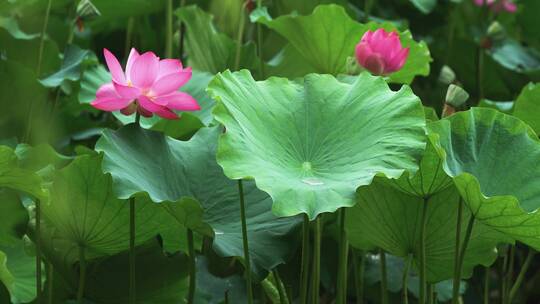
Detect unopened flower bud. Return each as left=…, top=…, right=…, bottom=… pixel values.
left=438, top=65, right=456, bottom=85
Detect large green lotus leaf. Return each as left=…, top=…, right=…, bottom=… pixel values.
left=83, top=240, right=189, bottom=304
left=0, top=242, right=41, bottom=304
left=208, top=70, right=426, bottom=219
left=0, top=145, right=45, bottom=199
left=41, top=154, right=171, bottom=259
left=428, top=108, right=540, bottom=249
left=0, top=189, right=28, bottom=247
left=176, top=5, right=259, bottom=75
left=512, top=83, right=540, bottom=135
left=39, top=45, right=91, bottom=88
left=79, top=64, right=214, bottom=137
left=95, top=125, right=301, bottom=277
left=255, top=4, right=431, bottom=84
left=347, top=178, right=505, bottom=282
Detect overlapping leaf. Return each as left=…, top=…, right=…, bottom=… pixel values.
left=346, top=143, right=506, bottom=282
left=95, top=125, right=301, bottom=278
left=41, top=154, right=170, bottom=259
left=0, top=242, right=42, bottom=304
left=512, top=83, right=540, bottom=135
left=255, top=4, right=431, bottom=83
left=429, top=108, right=540, bottom=249
left=208, top=70, right=426, bottom=219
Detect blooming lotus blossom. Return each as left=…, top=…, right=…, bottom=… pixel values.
left=355, top=29, right=409, bottom=76
left=473, top=0, right=517, bottom=13
left=91, top=48, right=200, bottom=119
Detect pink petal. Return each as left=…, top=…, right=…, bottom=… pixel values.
left=386, top=47, right=409, bottom=73
left=113, top=82, right=141, bottom=99
left=158, top=59, right=183, bottom=78
left=364, top=54, right=386, bottom=75
left=96, top=83, right=118, bottom=98
left=151, top=68, right=192, bottom=96
left=91, top=97, right=133, bottom=111
left=138, top=106, right=153, bottom=117
left=503, top=1, right=517, bottom=12
left=355, top=43, right=373, bottom=67
left=130, top=51, right=159, bottom=89
left=154, top=107, right=179, bottom=120
left=125, top=48, right=140, bottom=82
left=103, top=49, right=126, bottom=84
left=155, top=92, right=200, bottom=111
left=137, top=95, right=163, bottom=113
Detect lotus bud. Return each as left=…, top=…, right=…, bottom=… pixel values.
left=443, top=84, right=469, bottom=117
left=438, top=65, right=456, bottom=85
left=355, top=28, right=409, bottom=76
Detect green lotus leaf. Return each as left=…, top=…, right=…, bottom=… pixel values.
left=512, top=83, right=540, bottom=135
left=488, top=39, right=540, bottom=74
left=409, top=0, right=437, bottom=14
left=208, top=70, right=426, bottom=219
left=255, top=4, right=431, bottom=83
left=95, top=125, right=301, bottom=278
left=428, top=108, right=540, bottom=249
left=195, top=256, right=247, bottom=303
left=0, top=241, right=42, bottom=304
left=176, top=5, right=259, bottom=74
left=39, top=45, right=91, bottom=88
left=0, top=189, right=28, bottom=247
left=0, top=145, right=45, bottom=199
left=0, top=17, right=39, bottom=40
left=41, top=153, right=171, bottom=259
left=346, top=176, right=505, bottom=282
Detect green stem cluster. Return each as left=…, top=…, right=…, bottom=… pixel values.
left=238, top=180, right=254, bottom=304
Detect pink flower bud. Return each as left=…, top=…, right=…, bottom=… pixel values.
left=473, top=0, right=517, bottom=13
left=354, top=29, right=409, bottom=76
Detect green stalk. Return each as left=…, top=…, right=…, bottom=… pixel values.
left=336, top=208, right=349, bottom=304
left=124, top=17, right=135, bottom=58
left=419, top=197, right=430, bottom=304
left=24, top=0, right=52, bottom=143
left=504, top=246, right=515, bottom=304
left=35, top=200, right=42, bottom=304
left=501, top=249, right=509, bottom=304
left=178, top=0, right=187, bottom=60
left=165, top=0, right=173, bottom=58
left=47, top=262, right=53, bottom=304
left=273, top=269, right=288, bottom=304
left=311, top=217, right=322, bottom=304
left=452, top=214, right=475, bottom=304
left=256, top=0, right=265, bottom=78
left=452, top=199, right=463, bottom=304
left=238, top=180, right=254, bottom=304
left=508, top=249, right=535, bottom=304
left=483, top=267, right=490, bottom=304
left=234, top=2, right=247, bottom=70
left=76, top=246, right=86, bottom=304
left=379, top=249, right=388, bottom=304
left=299, top=214, right=310, bottom=304
left=353, top=251, right=365, bottom=304
left=402, top=254, right=412, bottom=304
left=129, top=197, right=136, bottom=304
left=187, top=229, right=196, bottom=304
left=427, top=284, right=434, bottom=304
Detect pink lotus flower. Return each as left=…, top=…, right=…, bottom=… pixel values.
left=355, top=29, right=409, bottom=76
left=91, top=48, right=200, bottom=119
left=473, top=0, right=517, bottom=13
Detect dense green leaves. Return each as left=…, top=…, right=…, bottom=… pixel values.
left=0, top=145, right=44, bottom=199
left=429, top=108, right=540, bottom=249
left=176, top=5, right=259, bottom=74
left=208, top=70, right=426, bottom=219
left=0, top=190, right=28, bottom=247
left=95, top=125, right=301, bottom=277
left=255, top=4, right=431, bottom=83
